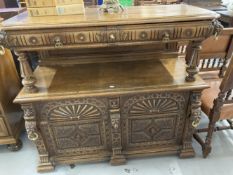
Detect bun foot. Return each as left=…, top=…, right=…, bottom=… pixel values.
left=7, top=139, right=22, bottom=151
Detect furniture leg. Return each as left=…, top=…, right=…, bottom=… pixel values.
left=21, top=103, right=54, bottom=172
left=7, top=139, right=22, bottom=151
left=202, top=91, right=225, bottom=158
left=14, top=51, right=38, bottom=93
left=185, top=41, right=202, bottom=82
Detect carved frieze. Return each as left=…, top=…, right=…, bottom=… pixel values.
left=2, top=22, right=217, bottom=50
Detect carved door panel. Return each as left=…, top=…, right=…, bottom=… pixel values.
left=121, top=92, right=189, bottom=151
left=38, top=98, right=112, bottom=158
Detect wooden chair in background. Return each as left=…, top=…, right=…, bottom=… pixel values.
left=199, top=28, right=233, bottom=79
left=194, top=28, right=233, bottom=158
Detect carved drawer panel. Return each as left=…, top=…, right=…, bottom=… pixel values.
left=38, top=98, right=111, bottom=156
left=0, top=117, right=9, bottom=137
left=121, top=92, right=188, bottom=149
left=5, top=22, right=213, bottom=50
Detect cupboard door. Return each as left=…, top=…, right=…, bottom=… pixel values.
left=0, top=117, right=9, bottom=137
left=121, top=92, right=189, bottom=151
left=38, top=98, right=112, bottom=158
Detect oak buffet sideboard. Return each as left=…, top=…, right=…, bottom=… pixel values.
left=0, top=5, right=221, bottom=172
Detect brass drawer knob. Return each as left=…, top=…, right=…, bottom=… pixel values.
left=53, top=36, right=63, bottom=48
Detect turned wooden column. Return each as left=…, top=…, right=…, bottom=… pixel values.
left=14, top=51, right=38, bottom=93
left=185, top=41, right=202, bottom=82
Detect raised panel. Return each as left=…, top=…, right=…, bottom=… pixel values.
left=51, top=121, right=104, bottom=151
left=130, top=116, right=177, bottom=143
left=0, top=118, right=9, bottom=137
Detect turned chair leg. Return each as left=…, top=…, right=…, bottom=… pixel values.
left=203, top=121, right=216, bottom=158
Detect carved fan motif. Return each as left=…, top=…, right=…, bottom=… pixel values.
left=49, top=104, right=101, bottom=120
left=130, top=98, right=179, bottom=115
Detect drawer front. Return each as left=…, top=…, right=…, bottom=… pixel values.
left=38, top=98, right=111, bottom=157
left=121, top=92, right=189, bottom=150
left=0, top=117, right=9, bottom=137
left=6, top=22, right=213, bottom=50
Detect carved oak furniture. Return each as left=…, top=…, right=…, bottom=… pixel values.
left=0, top=5, right=220, bottom=172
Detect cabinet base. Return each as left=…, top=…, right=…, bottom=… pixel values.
left=179, top=148, right=195, bottom=158
left=37, top=163, right=55, bottom=173
left=110, top=155, right=126, bottom=166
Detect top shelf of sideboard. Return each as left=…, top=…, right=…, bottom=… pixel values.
left=1, top=5, right=219, bottom=30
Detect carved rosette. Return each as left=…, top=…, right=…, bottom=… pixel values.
left=21, top=103, right=54, bottom=171
left=109, top=98, right=126, bottom=165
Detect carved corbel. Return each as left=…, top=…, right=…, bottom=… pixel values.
left=0, top=31, right=8, bottom=48
left=21, top=104, right=54, bottom=172
left=190, top=91, right=202, bottom=128
left=180, top=91, right=201, bottom=158
left=15, top=51, right=38, bottom=93
left=212, top=19, right=224, bottom=39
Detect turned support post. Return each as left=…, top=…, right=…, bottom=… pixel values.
left=185, top=41, right=202, bottom=82
left=14, top=51, right=37, bottom=93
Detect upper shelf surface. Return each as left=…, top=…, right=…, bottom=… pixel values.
left=1, top=4, right=219, bottom=30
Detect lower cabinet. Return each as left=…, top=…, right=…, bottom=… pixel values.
left=20, top=91, right=201, bottom=172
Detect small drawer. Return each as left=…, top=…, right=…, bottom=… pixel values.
left=0, top=117, right=9, bottom=137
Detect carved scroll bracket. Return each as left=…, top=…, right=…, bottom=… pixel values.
left=212, top=19, right=224, bottom=40
left=185, top=41, right=202, bottom=82
left=15, top=51, right=38, bottom=93
left=21, top=103, right=54, bottom=172
left=190, top=91, right=202, bottom=128
left=109, top=98, right=126, bottom=165
left=0, top=31, right=8, bottom=48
